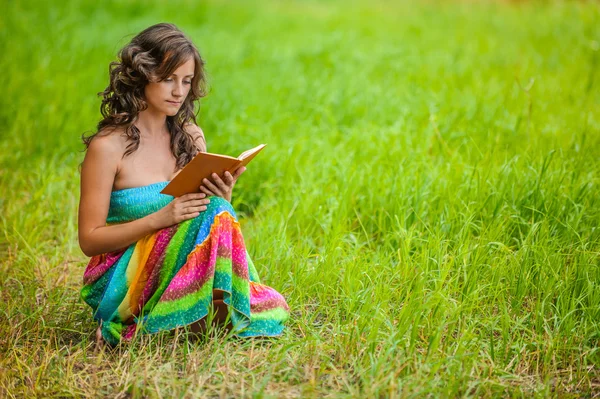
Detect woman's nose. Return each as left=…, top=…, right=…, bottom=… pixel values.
left=172, top=82, right=184, bottom=96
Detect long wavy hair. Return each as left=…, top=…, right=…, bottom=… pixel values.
left=82, top=23, right=208, bottom=168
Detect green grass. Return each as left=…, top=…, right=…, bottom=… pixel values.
left=1, top=0, right=599, bottom=397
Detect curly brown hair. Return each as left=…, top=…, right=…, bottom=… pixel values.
left=82, top=23, right=208, bottom=168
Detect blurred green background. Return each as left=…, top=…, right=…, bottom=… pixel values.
left=1, top=0, right=599, bottom=397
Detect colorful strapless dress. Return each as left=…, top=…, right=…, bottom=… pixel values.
left=80, top=181, right=290, bottom=346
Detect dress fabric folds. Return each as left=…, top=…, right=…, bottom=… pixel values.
left=80, top=181, right=290, bottom=346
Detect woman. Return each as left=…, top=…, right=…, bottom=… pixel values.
left=78, top=23, right=290, bottom=347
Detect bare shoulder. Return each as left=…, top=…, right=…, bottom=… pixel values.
left=82, top=127, right=128, bottom=178
left=184, top=122, right=207, bottom=152
left=86, top=126, right=127, bottom=158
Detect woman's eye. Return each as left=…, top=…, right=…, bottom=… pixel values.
left=164, top=78, right=173, bottom=82
left=184, top=81, right=191, bottom=85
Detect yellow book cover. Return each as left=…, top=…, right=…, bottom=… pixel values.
left=160, top=144, right=266, bottom=197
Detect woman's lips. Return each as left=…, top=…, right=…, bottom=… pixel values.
left=167, top=100, right=181, bottom=106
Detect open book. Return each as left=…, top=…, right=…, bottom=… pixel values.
left=160, top=144, right=266, bottom=197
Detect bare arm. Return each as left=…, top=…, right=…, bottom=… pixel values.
left=79, top=131, right=210, bottom=256
left=77, top=133, right=159, bottom=256
left=77, top=132, right=210, bottom=257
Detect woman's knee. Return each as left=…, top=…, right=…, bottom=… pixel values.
left=208, top=196, right=236, bottom=214
left=208, top=195, right=229, bottom=206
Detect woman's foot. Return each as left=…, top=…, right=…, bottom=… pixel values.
left=94, top=324, right=104, bottom=353
left=188, top=290, right=233, bottom=337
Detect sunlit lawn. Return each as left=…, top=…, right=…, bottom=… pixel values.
left=1, top=0, right=599, bottom=397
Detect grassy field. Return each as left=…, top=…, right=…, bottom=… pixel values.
left=1, top=0, right=599, bottom=397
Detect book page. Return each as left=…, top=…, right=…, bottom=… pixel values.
left=238, top=144, right=266, bottom=160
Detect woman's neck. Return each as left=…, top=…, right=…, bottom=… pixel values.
left=136, top=108, right=168, bottom=137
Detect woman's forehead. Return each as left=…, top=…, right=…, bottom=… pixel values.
left=171, top=58, right=195, bottom=76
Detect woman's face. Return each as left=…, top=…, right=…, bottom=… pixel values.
left=144, top=57, right=195, bottom=116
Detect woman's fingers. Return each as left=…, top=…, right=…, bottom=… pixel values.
left=182, top=210, right=205, bottom=219
left=180, top=202, right=209, bottom=218
left=210, top=173, right=230, bottom=192
left=232, top=167, right=246, bottom=180
left=194, top=169, right=246, bottom=201
left=201, top=178, right=221, bottom=194
left=199, top=185, right=217, bottom=196
left=223, top=171, right=235, bottom=185
left=181, top=210, right=203, bottom=220
left=183, top=204, right=209, bottom=213
left=180, top=192, right=206, bottom=201
left=180, top=198, right=211, bottom=207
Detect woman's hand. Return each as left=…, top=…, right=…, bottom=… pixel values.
left=149, top=193, right=211, bottom=229
left=199, top=167, right=246, bottom=202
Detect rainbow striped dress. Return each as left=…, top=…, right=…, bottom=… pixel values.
left=80, top=181, right=290, bottom=346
